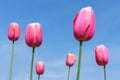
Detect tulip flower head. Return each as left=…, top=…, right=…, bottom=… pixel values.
left=73, top=6, right=96, bottom=41
left=36, top=62, right=45, bottom=75
left=95, top=45, right=109, bottom=66
left=66, top=53, right=76, bottom=67
left=25, top=23, right=42, bottom=47
left=8, top=23, right=21, bottom=41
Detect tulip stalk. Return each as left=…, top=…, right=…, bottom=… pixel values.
left=104, top=65, right=106, bottom=80
left=67, top=66, right=70, bottom=80
left=38, top=75, right=40, bottom=80
left=76, top=41, right=82, bottom=80
left=30, top=47, right=35, bottom=80
left=9, top=41, right=14, bottom=80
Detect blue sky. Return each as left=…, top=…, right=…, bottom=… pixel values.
left=0, top=0, right=120, bottom=80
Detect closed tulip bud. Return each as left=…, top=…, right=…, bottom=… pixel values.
left=25, top=23, right=42, bottom=47
left=95, top=45, right=109, bottom=66
left=8, top=23, right=21, bottom=41
left=66, top=53, right=76, bottom=67
left=73, top=6, right=96, bottom=41
left=36, top=62, right=45, bottom=75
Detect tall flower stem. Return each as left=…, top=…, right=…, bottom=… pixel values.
left=38, top=75, right=40, bottom=80
left=76, top=41, right=82, bottom=80
left=67, top=66, right=70, bottom=80
left=30, top=47, right=35, bottom=80
left=104, top=65, right=106, bottom=80
left=9, top=40, right=14, bottom=80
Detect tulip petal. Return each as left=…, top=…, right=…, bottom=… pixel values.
left=25, top=24, right=34, bottom=47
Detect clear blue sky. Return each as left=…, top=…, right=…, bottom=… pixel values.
left=0, top=0, right=120, bottom=80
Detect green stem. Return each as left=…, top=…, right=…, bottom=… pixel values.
left=38, top=75, right=40, bottom=80
left=76, top=41, right=82, bottom=80
left=30, top=47, right=35, bottom=80
left=9, top=41, right=14, bottom=80
left=67, top=66, right=70, bottom=80
left=104, top=65, right=106, bottom=80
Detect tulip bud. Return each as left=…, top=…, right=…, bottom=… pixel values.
left=73, top=6, right=96, bottom=41
left=8, top=23, right=21, bottom=41
left=95, top=45, right=109, bottom=66
left=66, top=53, right=76, bottom=67
left=36, top=62, right=45, bottom=75
left=25, top=23, right=42, bottom=47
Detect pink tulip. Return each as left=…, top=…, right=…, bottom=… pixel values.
left=8, top=23, right=21, bottom=41
left=66, top=53, right=76, bottom=67
left=95, top=45, right=109, bottom=66
left=36, top=62, right=45, bottom=75
left=25, top=23, right=42, bottom=47
left=73, top=6, right=96, bottom=41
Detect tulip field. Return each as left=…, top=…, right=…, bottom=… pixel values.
left=0, top=0, right=119, bottom=80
